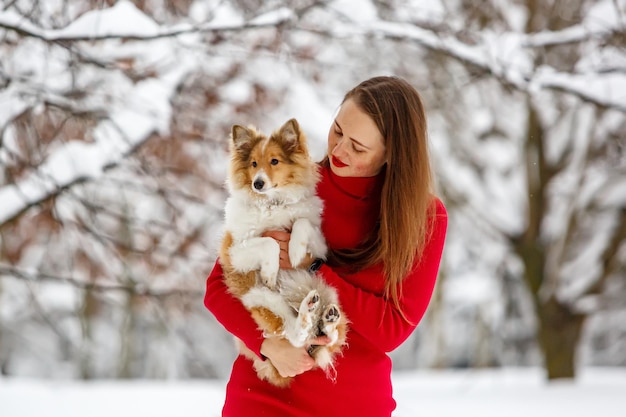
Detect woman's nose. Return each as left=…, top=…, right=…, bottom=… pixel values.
left=332, top=137, right=346, bottom=155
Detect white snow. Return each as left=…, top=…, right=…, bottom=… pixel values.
left=56, top=1, right=160, bottom=39
left=249, top=7, right=295, bottom=26
left=1, top=0, right=625, bottom=393
left=1, top=368, right=625, bottom=417
left=330, top=0, right=379, bottom=22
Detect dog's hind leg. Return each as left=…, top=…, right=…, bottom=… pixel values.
left=239, top=340, right=292, bottom=387
left=250, top=306, right=285, bottom=337
left=321, top=304, right=342, bottom=344
left=223, top=270, right=257, bottom=298
left=284, top=290, right=320, bottom=347
left=252, top=357, right=292, bottom=388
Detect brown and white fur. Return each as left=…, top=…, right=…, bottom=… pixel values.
left=219, top=118, right=348, bottom=387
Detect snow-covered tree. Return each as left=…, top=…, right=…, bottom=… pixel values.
left=374, top=0, right=626, bottom=379
left=0, top=0, right=624, bottom=380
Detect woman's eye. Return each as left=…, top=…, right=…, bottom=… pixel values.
left=352, top=144, right=364, bottom=153
left=270, top=159, right=279, bottom=165
left=334, top=129, right=342, bottom=136
left=252, top=161, right=257, bottom=167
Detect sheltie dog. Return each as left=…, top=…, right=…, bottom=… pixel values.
left=219, top=118, right=348, bottom=387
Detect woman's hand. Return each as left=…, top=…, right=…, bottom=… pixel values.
left=260, top=336, right=331, bottom=378
left=262, top=230, right=315, bottom=269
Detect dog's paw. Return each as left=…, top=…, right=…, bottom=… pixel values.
left=324, top=304, right=340, bottom=323
left=286, top=290, right=320, bottom=346
left=259, top=240, right=280, bottom=288
left=321, top=304, right=341, bottom=345
left=308, top=229, right=328, bottom=259
left=260, top=263, right=278, bottom=289
left=288, top=240, right=308, bottom=269
left=289, top=218, right=314, bottom=267
left=305, top=291, right=320, bottom=312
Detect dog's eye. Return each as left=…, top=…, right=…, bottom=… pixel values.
left=252, top=161, right=257, bottom=167
left=270, top=159, right=279, bottom=165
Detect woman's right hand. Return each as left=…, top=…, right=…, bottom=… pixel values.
left=260, top=336, right=330, bottom=378
left=262, top=230, right=315, bottom=270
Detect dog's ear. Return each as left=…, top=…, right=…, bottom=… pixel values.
left=277, top=118, right=304, bottom=152
left=231, top=125, right=254, bottom=151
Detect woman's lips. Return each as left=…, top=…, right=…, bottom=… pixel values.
left=331, top=155, right=348, bottom=168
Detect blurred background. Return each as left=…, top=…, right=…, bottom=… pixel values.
left=0, top=0, right=624, bottom=384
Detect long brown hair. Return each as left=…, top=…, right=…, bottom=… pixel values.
left=326, top=76, right=434, bottom=320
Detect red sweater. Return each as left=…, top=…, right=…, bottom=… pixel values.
left=204, top=164, right=447, bottom=417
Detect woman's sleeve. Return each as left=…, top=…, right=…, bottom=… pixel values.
left=320, top=199, right=448, bottom=353
left=204, top=260, right=265, bottom=358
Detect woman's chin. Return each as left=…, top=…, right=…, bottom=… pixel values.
left=330, top=163, right=349, bottom=177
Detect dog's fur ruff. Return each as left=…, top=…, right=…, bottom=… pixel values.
left=219, top=118, right=348, bottom=387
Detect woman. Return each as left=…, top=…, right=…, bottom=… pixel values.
left=204, top=76, right=448, bottom=416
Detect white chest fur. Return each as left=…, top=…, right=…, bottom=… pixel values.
left=224, top=192, right=323, bottom=242
left=223, top=191, right=327, bottom=287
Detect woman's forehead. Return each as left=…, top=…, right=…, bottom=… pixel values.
left=336, top=99, right=384, bottom=148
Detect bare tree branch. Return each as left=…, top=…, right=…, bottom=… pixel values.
left=0, top=264, right=204, bottom=298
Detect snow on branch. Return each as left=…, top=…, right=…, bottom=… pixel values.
left=0, top=1, right=295, bottom=42
left=299, top=3, right=624, bottom=113
left=521, top=25, right=621, bottom=48
left=356, top=20, right=626, bottom=112
left=0, top=57, right=194, bottom=226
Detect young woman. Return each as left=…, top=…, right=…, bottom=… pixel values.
left=205, top=76, right=448, bottom=416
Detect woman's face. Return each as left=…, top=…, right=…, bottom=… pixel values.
left=327, top=98, right=386, bottom=178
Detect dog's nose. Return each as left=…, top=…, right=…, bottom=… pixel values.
left=253, top=179, right=265, bottom=190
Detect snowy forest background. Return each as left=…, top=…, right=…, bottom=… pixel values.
left=0, top=0, right=624, bottom=383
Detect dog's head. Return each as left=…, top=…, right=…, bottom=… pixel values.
left=228, top=118, right=318, bottom=200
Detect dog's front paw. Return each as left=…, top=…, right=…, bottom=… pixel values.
left=308, top=229, right=327, bottom=260
left=260, top=261, right=279, bottom=289
left=288, top=240, right=308, bottom=269
left=289, top=218, right=313, bottom=267
left=259, top=239, right=280, bottom=288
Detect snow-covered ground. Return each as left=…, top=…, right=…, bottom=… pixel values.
left=2, top=367, right=625, bottom=417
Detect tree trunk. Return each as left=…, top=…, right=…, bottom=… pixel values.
left=515, top=98, right=588, bottom=381
left=536, top=296, right=585, bottom=380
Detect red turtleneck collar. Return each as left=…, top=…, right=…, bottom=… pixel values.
left=317, top=163, right=385, bottom=250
